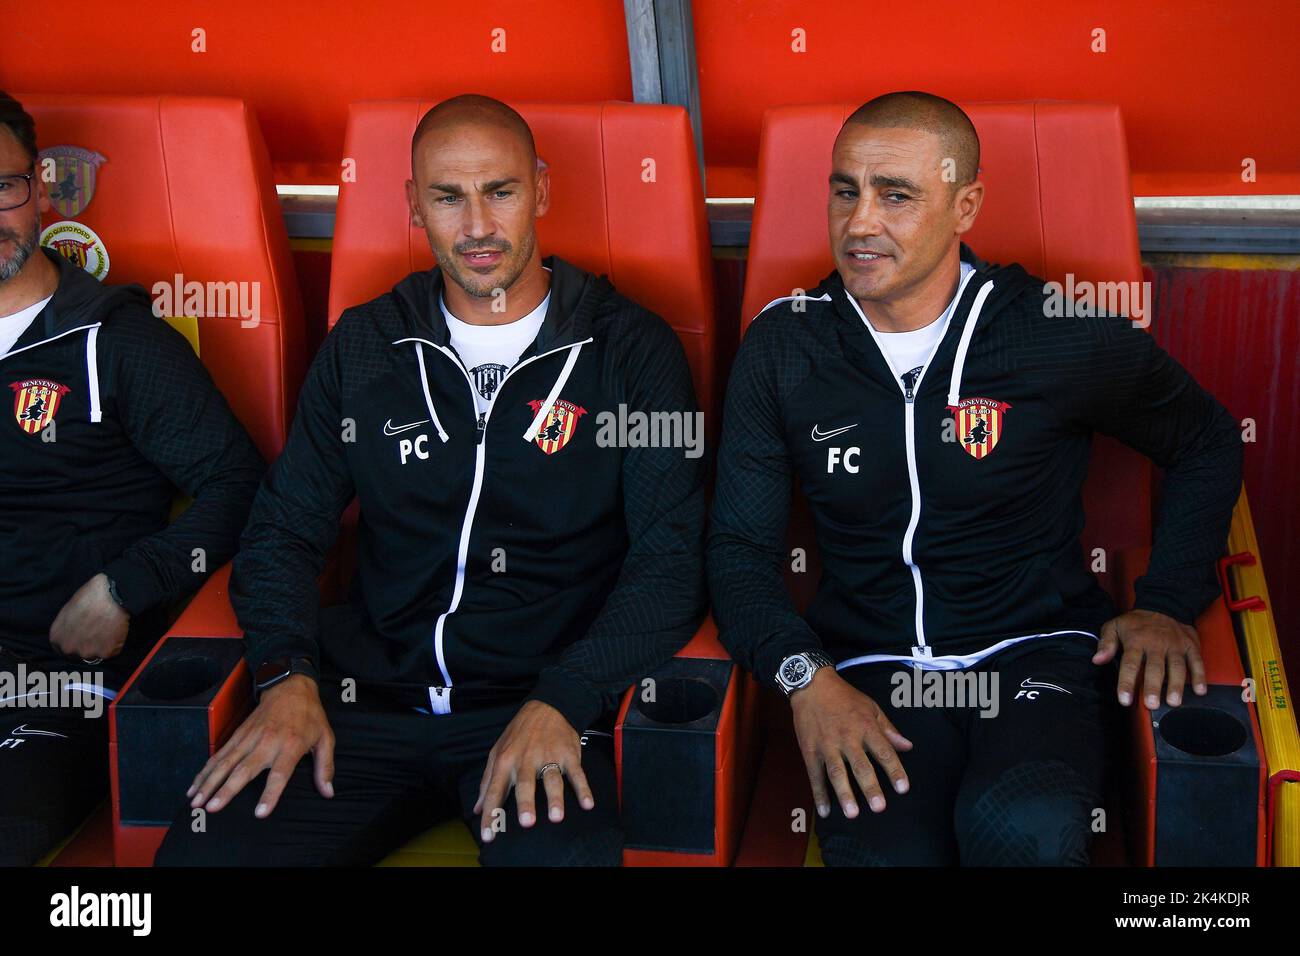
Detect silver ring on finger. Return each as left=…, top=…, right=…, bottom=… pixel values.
left=536, top=762, right=563, bottom=781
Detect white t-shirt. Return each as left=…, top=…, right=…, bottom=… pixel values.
left=442, top=290, right=550, bottom=419
left=873, top=261, right=975, bottom=392
left=0, top=295, right=53, bottom=358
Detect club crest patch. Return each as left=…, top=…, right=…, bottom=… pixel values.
left=527, top=398, right=586, bottom=455
left=37, top=145, right=107, bottom=218
left=948, top=396, right=1011, bottom=459
left=41, top=221, right=110, bottom=281
left=10, top=378, right=70, bottom=434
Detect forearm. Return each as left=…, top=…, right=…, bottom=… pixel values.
left=103, top=456, right=264, bottom=615
left=707, top=524, right=822, bottom=691
left=1134, top=400, right=1243, bottom=624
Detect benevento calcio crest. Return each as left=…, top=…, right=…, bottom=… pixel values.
left=10, top=379, right=70, bottom=434
left=948, top=396, right=1011, bottom=460
left=38, top=145, right=106, bottom=218
left=527, top=398, right=586, bottom=455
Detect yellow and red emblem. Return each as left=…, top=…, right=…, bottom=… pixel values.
left=527, top=398, right=586, bottom=455
left=948, top=396, right=1011, bottom=460
left=10, top=378, right=71, bottom=434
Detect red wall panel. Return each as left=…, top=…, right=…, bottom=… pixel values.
left=1146, top=259, right=1300, bottom=687
left=1, top=1, right=633, bottom=184
left=693, top=0, right=1300, bottom=197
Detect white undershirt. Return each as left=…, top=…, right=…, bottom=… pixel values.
left=441, top=289, right=550, bottom=419
left=0, top=295, right=53, bottom=358
left=872, top=261, right=974, bottom=391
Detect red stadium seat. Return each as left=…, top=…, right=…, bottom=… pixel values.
left=19, top=94, right=307, bottom=867
left=734, top=101, right=1262, bottom=866
left=20, top=93, right=307, bottom=461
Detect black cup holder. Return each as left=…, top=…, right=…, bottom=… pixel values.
left=1158, top=704, right=1249, bottom=757
left=635, top=676, right=719, bottom=725
left=137, top=655, right=224, bottom=702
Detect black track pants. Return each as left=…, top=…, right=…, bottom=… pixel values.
left=154, top=689, right=622, bottom=867
left=814, top=634, right=1118, bottom=866
left=0, top=657, right=110, bottom=866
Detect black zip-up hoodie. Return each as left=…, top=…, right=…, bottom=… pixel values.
left=0, top=249, right=265, bottom=686
left=231, top=255, right=707, bottom=732
left=708, top=246, right=1244, bottom=690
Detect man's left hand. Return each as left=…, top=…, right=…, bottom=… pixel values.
left=474, top=700, right=594, bottom=843
left=1092, top=608, right=1207, bottom=709
left=49, top=573, right=130, bottom=661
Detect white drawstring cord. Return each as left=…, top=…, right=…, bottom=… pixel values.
left=414, top=344, right=450, bottom=442
left=946, top=279, right=995, bottom=408
left=86, top=326, right=102, bottom=423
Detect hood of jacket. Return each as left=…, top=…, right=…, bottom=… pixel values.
left=23, top=247, right=153, bottom=342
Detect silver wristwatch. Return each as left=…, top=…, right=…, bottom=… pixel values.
left=776, top=650, right=835, bottom=697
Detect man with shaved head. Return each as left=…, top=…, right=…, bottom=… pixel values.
left=709, top=91, right=1241, bottom=864
left=157, top=94, right=706, bottom=866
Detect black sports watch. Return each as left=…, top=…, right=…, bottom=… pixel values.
left=776, top=649, right=836, bottom=697
left=104, top=575, right=128, bottom=611
left=254, top=655, right=318, bottom=699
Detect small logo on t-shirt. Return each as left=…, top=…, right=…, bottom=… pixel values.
left=470, top=363, right=509, bottom=402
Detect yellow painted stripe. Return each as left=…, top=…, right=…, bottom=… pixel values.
left=1228, top=489, right=1300, bottom=866
left=290, top=237, right=333, bottom=253
left=1143, top=253, right=1300, bottom=271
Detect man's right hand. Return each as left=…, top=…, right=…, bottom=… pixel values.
left=790, top=667, right=912, bottom=819
left=186, top=674, right=334, bottom=819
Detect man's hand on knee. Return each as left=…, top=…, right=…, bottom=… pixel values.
left=474, top=700, right=592, bottom=843
left=1093, top=609, right=1208, bottom=709
left=48, top=573, right=129, bottom=662
left=791, top=668, right=912, bottom=820
left=186, top=674, right=334, bottom=818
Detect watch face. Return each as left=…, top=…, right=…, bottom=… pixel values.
left=781, top=656, right=810, bottom=686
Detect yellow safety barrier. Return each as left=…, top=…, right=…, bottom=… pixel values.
left=1225, top=489, right=1300, bottom=866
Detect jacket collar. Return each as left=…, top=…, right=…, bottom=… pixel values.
left=391, top=254, right=607, bottom=354
left=4, top=249, right=147, bottom=356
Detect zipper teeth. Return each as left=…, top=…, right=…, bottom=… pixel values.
left=902, top=401, right=926, bottom=650
left=842, top=270, right=977, bottom=653
left=414, top=336, right=593, bottom=690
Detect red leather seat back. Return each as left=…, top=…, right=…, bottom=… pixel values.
left=741, top=101, right=1150, bottom=603
left=20, top=94, right=306, bottom=461
left=329, top=100, right=716, bottom=432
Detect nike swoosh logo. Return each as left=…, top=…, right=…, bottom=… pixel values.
left=8, top=724, right=68, bottom=738
left=1020, top=678, right=1071, bottom=695
left=811, top=423, right=858, bottom=442
left=383, top=418, right=429, bottom=436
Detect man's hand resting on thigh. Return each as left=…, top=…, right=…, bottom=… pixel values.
left=474, top=700, right=594, bottom=843
left=791, top=667, right=912, bottom=820
left=1093, top=608, right=1208, bottom=709
left=186, top=675, right=334, bottom=818
left=49, top=573, right=129, bottom=662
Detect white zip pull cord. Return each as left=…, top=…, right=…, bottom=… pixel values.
left=946, top=279, right=995, bottom=408
left=413, top=343, right=450, bottom=443
left=85, top=325, right=103, bottom=423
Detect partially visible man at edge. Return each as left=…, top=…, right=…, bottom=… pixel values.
left=0, top=91, right=265, bottom=866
